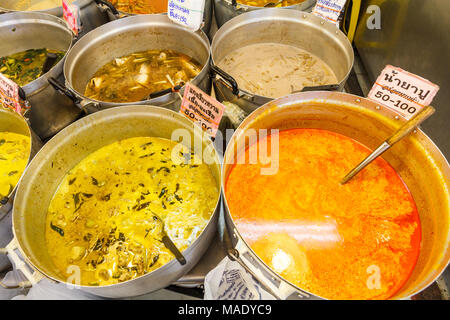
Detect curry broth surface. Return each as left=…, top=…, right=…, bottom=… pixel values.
left=225, top=129, right=421, bottom=300
left=0, top=49, right=65, bottom=87
left=238, top=0, right=305, bottom=6
left=45, top=137, right=218, bottom=286
left=84, top=49, right=202, bottom=103
left=0, top=132, right=30, bottom=199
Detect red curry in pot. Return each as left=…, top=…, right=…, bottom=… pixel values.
left=225, top=128, right=421, bottom=300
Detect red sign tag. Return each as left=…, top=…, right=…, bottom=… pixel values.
left=368, top=65, right=440, bottom=120
left=62, top=0, right=81, bottom=36
left=180, top=83, right=225, bottom=137
left=0, top=73, right=23, bottom=114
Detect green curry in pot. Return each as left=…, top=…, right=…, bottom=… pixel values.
left=0, top=49, right=65, bottom=86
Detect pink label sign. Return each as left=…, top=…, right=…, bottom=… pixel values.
left=0, top=73, right=22, bottom=114
left=368, top=65, right=440, bottom=120
left=62, top=0, right=80, bottom=36
left=180, top=83, right=224, bottom=137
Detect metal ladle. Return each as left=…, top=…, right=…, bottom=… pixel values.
left=152, top=212, right=187, bottom=265
left=264, top=0, right=284, bottom=7
left=340, top=105, right=435, bottom=184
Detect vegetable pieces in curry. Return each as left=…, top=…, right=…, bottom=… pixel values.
left=84, top=49, right=202, bottom=103
left=45, top=137, right=218, bottom=286
left=0, top=49, right=65, bottom=86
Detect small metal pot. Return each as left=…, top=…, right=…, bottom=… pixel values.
left=98, top=0, right=213, bottom=35
left=222, top=91, right=450, bottom=300
left=1, top=105, right=222, bottom=298
left=0, top=0, right=110, bottom=37
left=0, top=107, right=42, bottom=271
left=211, top=9, right=354, bottom=114
left=214, top=0, right=316, bottom=27
left=0, top=12, right=83, bottom=140
left=52, top=14, right=211, bottom=114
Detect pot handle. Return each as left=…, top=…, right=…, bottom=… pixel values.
left=300, top=83, right=341, bottom=92
left=228, top=234, right=317, bottom=300
left=94, top=0, right=120, bottom=16
left=48, top=77, right=80, bottom=104
left=0, top=239, right=44, bottom=289
left=210, top=63, right=240, bottom=96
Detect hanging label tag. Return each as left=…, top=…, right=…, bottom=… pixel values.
left=180, top=83, right=224, bottom=138
left=312, top=0, right=347, bottom=26
left=0, top=74, right=24, bottom=115
left=62, top=0, right=81, bottom=36
left=168, top=0, right=205, bottom=31
left=368, top=65, right=440, bottom=120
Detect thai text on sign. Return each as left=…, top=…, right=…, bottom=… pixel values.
left=179, top=83, right=224, bottom=138
left=368, top=65, right=439, bottom=120
left=168, top=0, right=205, bottom=31
left=313, top=0, right=348, bottom=26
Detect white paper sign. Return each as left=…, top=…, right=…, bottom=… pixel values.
left=368, top=65, right=440, bottom=120
left=168, top=0, right=205, bottom=31
left=312, top=0, right=347, bottom=26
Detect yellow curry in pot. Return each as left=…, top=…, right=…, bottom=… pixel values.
left=45, top=137, right=218, bottom=286
left=0, top=132, right=30, bottom=202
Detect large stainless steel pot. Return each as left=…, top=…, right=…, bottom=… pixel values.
left=0, top=0, right=110, bottom=38
left=1, top=105, right=221, bottom=298
left=0, top=107, right=42, bottom=272
left=54, top=15, right=211, bottom=114
left=222, top=91, right=450, bottom=300
left=214, top=0, right=316, bottom=27
left=0, top=12, right=83, bottom=140
left=99, top=0, right=213, bottom=35
left=211, top=9, right=354, bottom=114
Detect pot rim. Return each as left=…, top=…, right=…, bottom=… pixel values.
left=221, top=91, right=450, bottom=300
left=12, top=105, right=222, bottom=292
left=63, top=14, right=211, bottom=107
left=211, top=8, right=354, bottom=101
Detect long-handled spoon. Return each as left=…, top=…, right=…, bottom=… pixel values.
left=264, top=0, right=284, bottom=7
left=340, top=105, right=435, bottom=184
left=152, top=213, right=187, bottom=265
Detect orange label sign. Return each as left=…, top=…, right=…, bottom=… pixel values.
left=180, top=83, right=224, bottom=137
left=368, top=65, right=439, bottom=120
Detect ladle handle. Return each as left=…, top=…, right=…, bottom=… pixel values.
left=386, top=105, right=435, bottom=145
left=94, top=0, right=119, bottom=16
left=149, top=84, right=183, bottom=99
left=341, top=105, right=435, bottom=184
left=162, top=235, right=186, bottom=265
